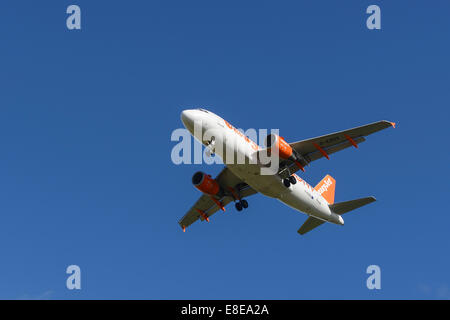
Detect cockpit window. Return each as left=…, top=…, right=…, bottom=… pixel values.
left=198, top=108, right=209, bottom=113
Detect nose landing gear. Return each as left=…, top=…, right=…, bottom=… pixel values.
left=205, top=137, right=216, bottom=157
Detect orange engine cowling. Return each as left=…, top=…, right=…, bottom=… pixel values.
left=192, top=171, right=220, bottom=195
left=265, top=134, right=293, bottom=159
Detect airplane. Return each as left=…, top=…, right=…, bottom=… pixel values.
left=178, top=108, right=395, bottom=235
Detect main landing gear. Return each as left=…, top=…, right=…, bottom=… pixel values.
left=279, top=163, right=298, bottom=188
left=235, top=199, right=248, bottom=212
left=283, top=175, right=297, bottom=188
left=229, top=185, right=249, bottom=212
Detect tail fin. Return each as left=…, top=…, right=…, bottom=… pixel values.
left=329, top=197, right=376, bottom=215
left=314, top=174, right=336, bottom=204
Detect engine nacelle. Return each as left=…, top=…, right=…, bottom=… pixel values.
left=265, top=134, right=294, bottom=160
left=192, top=171, right=220, bottom=195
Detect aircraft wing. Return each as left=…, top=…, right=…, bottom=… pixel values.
left=285, top=120, right=395, bottom=173
left=178, top=167, right=258, bottom=230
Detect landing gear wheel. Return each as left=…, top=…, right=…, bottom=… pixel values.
left=235, top=202, right=243, bottom=211
left=241, top=199, right=248, bottom=209
left=289, top=175, right=296, bottom=185
left=283, top=178, right=291, bottom=188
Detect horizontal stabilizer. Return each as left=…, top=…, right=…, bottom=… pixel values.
left=329, top=197, right=376, bottom=215
left=297, top=216, right=326, bottom=235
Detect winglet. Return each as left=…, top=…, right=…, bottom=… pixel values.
left=390, top=122, right=396, bottom=128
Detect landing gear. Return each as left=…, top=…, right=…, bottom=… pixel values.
left=234, top=199, right=248, bottom=212
left=230, top=185, right=249, bottom=212
left=205, top=136, right=216, bottom=157
left=279, top=163, right=298, bottom=188
left=283, top=175, right=297, bottom=188
left=289, top=175, right=297, bottom=185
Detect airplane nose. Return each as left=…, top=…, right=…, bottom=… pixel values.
left=181, top=109, right=195, bottom=131
left=181, top=110, right=193, bottom=126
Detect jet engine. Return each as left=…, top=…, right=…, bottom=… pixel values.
left=265, top=134, right=294, bottom=159
left=192, top=171, right=221, bottom=196
left=265, top=134, right=306, bottom=171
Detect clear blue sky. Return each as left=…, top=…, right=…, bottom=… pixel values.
left=0, top=1, right=449, bottom=299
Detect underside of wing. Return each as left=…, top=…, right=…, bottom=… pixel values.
left=282, top=120, right=395, bottom=175
left=291, top=120, right=394, bottom=159
left=178, top=167, right=258, bottom=231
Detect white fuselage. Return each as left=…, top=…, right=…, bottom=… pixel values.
left=181, top=109, right=344, bottom=225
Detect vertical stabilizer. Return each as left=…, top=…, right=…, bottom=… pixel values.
left=314, top=175, right=336, bottom=204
